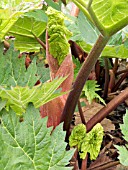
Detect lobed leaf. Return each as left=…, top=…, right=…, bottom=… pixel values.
left=0, top=43, right=39, bottom=88
left=0, top=77, right=67, bottom=114
left=83, top=80, right=105, bottom=105
left=0, top=104, right=75, bottom=169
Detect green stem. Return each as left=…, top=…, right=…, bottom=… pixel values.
left=88, top=7, right=107, bottom=36
left=87, top=0, right=93, bottom=9
left=72, top=0, right=87, bottom=8
left=60, top=35, right=109, bottom=133
left=72, top=0, right=93, bottom=23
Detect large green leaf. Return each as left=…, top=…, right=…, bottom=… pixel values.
left=72, top=0, right=128, bottom=36
left=0, top=104, right=74, bottom=169
left=68, top=12, right=128, bottom=59
left=0, top=0, right=43, bottom=40
left=8, top=10, right=47, bottom=52
left=0, top=77, right=67, bottom=114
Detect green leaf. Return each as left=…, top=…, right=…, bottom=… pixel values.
left=72, top=56, right=81, bottom=79
left=0, top=77, right=67, bottom=114
left=36, top=59, right=50, bottom=83
left=0, top=104, right=75, bottom=169
left=115, top=146, right=128, bottom=166
left=120, top=109, right=128, bottom=141
left=0, top=0, right=43, bottom=40
left=8, top=10, right=47, bottom=52
left=45, top=0, right=61, bottom=10
left=46, top=7, right=72, bottom=65
left=115, top=110, right=128, bottom=166
left=72, top=0, right=128, bottom=36
left=67, top=13, right=128, bottom=59
left=80, top=123, right=104, bottom=160
left=69, top=124, right=86, bottom=150
left=91, top=0, right=128, bottom=34
left=83, top=80, right=106, bottom=105
left=69, top=123, right=104, bottom=160
left=0, top=43, right=39, bottom=88
left=77, top=11, right=99, bottom=44
left=0, top=98, right=6, bottom=111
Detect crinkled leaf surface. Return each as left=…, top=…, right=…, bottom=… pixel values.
left=0, top=0, right=43, bottom=40
left=115, top=110, right=128, bottom=166
left=0, top=43, right=39, bottom=88
left=0, top=104, right=74, bottom=169
left=8, top=10, right=47, bottom=52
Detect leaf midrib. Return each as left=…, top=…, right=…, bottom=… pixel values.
left=2, top=120, right=37, bottom=170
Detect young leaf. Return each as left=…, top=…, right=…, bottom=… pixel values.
left=115, top=110, right=128, bottom=166
left=69, top=124, right=86, bottom=150
left=46, top=7, right=72, bottom=65
left=69, top=123, right=104, bottom=160
left=80, top=123, right=104, bottom=160
left=83, top=80, right=106, bottom=105
left=0, top=104, right=75, bottom=169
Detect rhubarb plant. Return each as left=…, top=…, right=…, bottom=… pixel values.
left=0, top=43, right=67, bottom=114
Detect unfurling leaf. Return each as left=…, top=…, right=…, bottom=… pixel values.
left=115, top=110, right=128, bottom=166
left=0, top=104, right=75, bottom=169
left=80, top=123, right=104, bottom=160
left=46, top=7, right=72, bottom=65
left=69, top=124, right=86, bottom=150
left=69, top=123, right=104, bottom=160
